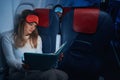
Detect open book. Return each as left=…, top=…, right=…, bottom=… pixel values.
left=23, top=42, right=67, bottom=71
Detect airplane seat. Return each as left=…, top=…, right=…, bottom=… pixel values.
left=115, top=10, right=120, bottom=40
left=62, top=7, right=72, bottom=16
left=106, top=1, right=120, bottom=78
left=107, top=0, right=120, bottom=40
left=34, top=8, right=59, bottom=53
left=107, top=0, right=120, bottom=22
left=108, top=40, right=120, bottom=80
left=58, top=8, right=115, bottom=80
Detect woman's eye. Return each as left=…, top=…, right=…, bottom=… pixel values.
left=29, top=23, right=33, bottom=26
left=29, top=23, right=37, bottom=27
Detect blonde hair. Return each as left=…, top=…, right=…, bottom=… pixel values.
left=14, top=9, right=38, bottom=48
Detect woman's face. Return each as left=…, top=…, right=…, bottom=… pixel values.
left=24, top=22, right=37, bottom=36
left=57, top=12, right=62, bottom=18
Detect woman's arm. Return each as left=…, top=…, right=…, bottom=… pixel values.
left=1, top=33, right=22, bottom=70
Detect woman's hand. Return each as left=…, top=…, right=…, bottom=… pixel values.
left=22, top=64, right=30, bottom=70
left=58, top=53, right=64, bottom=61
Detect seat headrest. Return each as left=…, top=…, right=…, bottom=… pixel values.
left=34, top=9, right=50, bottom=28
left=63, top=7, right=71, bottom=16
left=73, top=8, right=100, bottom=34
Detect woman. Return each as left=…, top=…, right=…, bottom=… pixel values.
left=1, top=9, right=68, bottom=80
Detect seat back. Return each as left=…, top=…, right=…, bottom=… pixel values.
left=62, top=7, right=72, bottom=16
left=107, top=0, right=120, bottom=22
left=107, top=0, right=120, bottom=36
left=107, top=1, right=120, bottom=72
left=34, top=8, right=59, bottom=53
left=59, top=7, right=115, bottom=79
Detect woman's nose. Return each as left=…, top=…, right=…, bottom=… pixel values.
left=31, top=26, right=35, bottom=30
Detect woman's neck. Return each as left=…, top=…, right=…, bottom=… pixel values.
left=24, top=35, right=30, bottom=40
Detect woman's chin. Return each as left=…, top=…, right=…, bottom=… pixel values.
left=28, top=32, right=32, bottom=34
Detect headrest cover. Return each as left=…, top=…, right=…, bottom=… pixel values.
left=62, top=7, right=71, bottom=16
left=26, top=14, right=39, bottom=24
left=34, top=9, right=50, bottom=28
left=73, top=8, right=100, bottom=34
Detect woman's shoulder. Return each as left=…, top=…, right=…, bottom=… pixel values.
left=37, top=35, right=42, bottom=43
left=38, top=35, right=42, bottom=41
left=1, top=29, right=14, bottom=39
